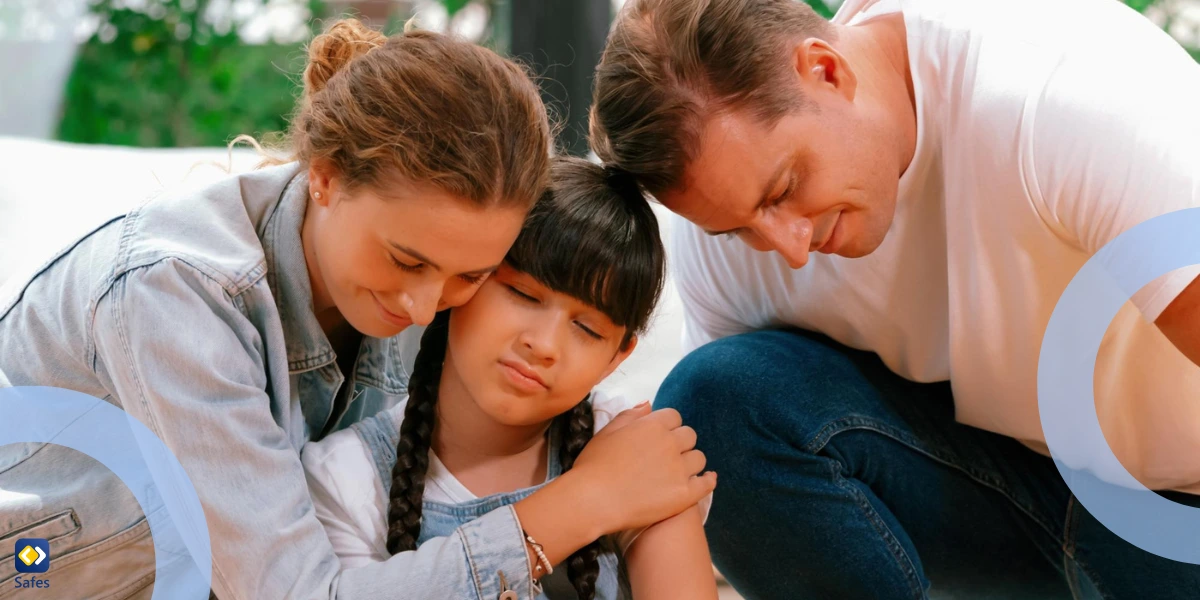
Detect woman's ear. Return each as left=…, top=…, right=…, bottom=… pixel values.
left=308, top=158, right=338, bottom=208
left=599, top=335, right=639, bottom=381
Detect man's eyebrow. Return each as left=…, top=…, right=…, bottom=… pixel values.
left=702, top=155, right=793, bottom=237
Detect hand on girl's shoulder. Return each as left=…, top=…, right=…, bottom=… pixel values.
left=589, top=390, right=650, bottom=435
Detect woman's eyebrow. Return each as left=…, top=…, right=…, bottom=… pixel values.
left=389, top=243, right=441, bottom=271
left=390, top=242, right=500, bottom=276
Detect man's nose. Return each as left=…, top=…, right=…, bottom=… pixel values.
left=752, top=217, right=814, bottom=269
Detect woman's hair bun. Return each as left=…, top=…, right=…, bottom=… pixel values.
left=304, top=18, right=388, bottom=95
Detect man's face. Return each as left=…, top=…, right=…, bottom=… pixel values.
left=660, top=59, right=905, bottom=268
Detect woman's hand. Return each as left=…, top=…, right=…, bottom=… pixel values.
left=570, top=402, right=716, bottom=534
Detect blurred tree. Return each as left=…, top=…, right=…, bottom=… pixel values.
left=58, top=0, right=316, bottom=147
left=510, top=0, right=608, bottom=156
left=54, top=0, right=1198, bottom=149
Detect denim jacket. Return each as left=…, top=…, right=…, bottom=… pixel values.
left=0, top=163, right=538, bottom=599
left=350, top=406, right=631, bottom=600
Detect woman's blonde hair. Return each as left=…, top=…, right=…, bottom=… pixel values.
left=251, top=18, right=552, bottom=210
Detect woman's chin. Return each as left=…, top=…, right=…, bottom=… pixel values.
left=344, top=311, right=408, bottom=338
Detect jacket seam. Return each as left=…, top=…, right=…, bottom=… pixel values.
left=101, top=257, right=243, bottom=598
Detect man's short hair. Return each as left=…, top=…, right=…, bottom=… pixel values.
left=590, top=0, right=834, bottom=196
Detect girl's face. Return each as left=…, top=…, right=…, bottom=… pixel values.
left=305, top=163, right=527, bottom=337
left=445, top=265, right=637, bottom=427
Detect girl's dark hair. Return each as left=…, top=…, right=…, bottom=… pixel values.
left=385, top=156, right=666, bottom=600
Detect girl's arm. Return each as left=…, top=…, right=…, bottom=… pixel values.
left=624, top=503, right=720, bottom=600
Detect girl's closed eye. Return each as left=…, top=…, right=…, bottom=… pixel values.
left=505, top=284, right=539, bottom=303
left=574, top=321, right=604, bottom=340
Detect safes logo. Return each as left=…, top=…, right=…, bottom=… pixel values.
left=13, top=538, right=51, bottom=591
left=14, top=539, right=49, bottom=574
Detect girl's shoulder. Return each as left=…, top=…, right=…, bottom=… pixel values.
left=588, top=390, right=644, bottom=434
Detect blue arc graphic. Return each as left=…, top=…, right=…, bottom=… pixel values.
left=0, top=386, right=212, bottom=598
left=1039, top=207, right=1200, bottom=564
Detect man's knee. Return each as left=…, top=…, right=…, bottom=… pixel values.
left=656, top=330, right=865, bottom=461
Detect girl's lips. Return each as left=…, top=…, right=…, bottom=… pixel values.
left=498, top=359, right=547, bottom=392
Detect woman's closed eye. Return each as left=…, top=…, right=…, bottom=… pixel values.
left=388, top=254, right=424, bottom=273
left=459, top=272, right=486, bottom=285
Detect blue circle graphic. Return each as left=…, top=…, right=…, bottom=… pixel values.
left=0, top=386, right=212, bottom=598
left=1039, top=207, right=1200, bottom=564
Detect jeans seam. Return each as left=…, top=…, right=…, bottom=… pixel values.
left=806, top=416, right=1066, bottom=550
left=830, top=465, right=927, bottom=600
left=1063, top=497, right=1083, bottom=599
left=1061, top=496, right=1112, bottom=600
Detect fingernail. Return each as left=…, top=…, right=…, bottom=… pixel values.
left=636, top=401, right=650, bottom=408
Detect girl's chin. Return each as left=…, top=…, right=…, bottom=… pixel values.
left=475, top=398, right=554, bottom=429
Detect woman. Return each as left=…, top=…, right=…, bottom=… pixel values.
left=0, top=19, right=713, bottom=599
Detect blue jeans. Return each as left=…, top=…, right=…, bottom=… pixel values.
left=656, top=329, right=1200, bottom=600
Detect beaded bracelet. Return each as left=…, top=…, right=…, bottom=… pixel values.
left=524, top=533, right=554, bottom=578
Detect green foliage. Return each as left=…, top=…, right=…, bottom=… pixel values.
left=443, top=0, right=472, bottom=16
left=1125, top=0, right=1159, bottom=14
left=55, top=0, right=1199, bottom=148
left=804, top=1, right=835, bottom=19
left=58, top=0, right=310, bottom=147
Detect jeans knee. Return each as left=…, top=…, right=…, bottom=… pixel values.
left=660, top=329, right=860, bottom=423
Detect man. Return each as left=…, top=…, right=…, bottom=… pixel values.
left=590, top=0, right=1200, bottom=598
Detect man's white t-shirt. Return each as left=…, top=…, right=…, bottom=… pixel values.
left=673, top=0, right=1200, bottom=491
left=302, top=390, right=711, bottom=569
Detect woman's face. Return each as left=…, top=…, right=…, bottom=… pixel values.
left=445, top=265, right=636, bottom=427
left=305, top=164, right=527, bottom=337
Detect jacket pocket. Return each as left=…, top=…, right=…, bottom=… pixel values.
left=0, top=517, right=155, bottom=600
left=0, top=509, right=81, bottom=564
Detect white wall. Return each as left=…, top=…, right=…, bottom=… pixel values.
left=0, top=0, right=88, bottom=139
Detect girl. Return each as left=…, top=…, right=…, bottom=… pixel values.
left=0, top=20, right=710, bottom=599
left=303, top=157, right=719, bottom=599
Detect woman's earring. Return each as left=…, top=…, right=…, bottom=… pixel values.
left=314, top=191, right=322, bottom=200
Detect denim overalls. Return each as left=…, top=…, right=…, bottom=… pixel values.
left=352, top=405, right=633, bottom=600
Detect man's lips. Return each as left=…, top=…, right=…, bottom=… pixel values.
left=813, top=213, right=843, bottom=253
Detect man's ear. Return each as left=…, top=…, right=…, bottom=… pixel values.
left=599, top=335, right=639, bottom=382
left=792, top=36, right=858, bottom=102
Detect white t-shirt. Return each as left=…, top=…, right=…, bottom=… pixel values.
left=302, top=390, right=711, bottom=569
left=673, top=0, right=1200, bottom=491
